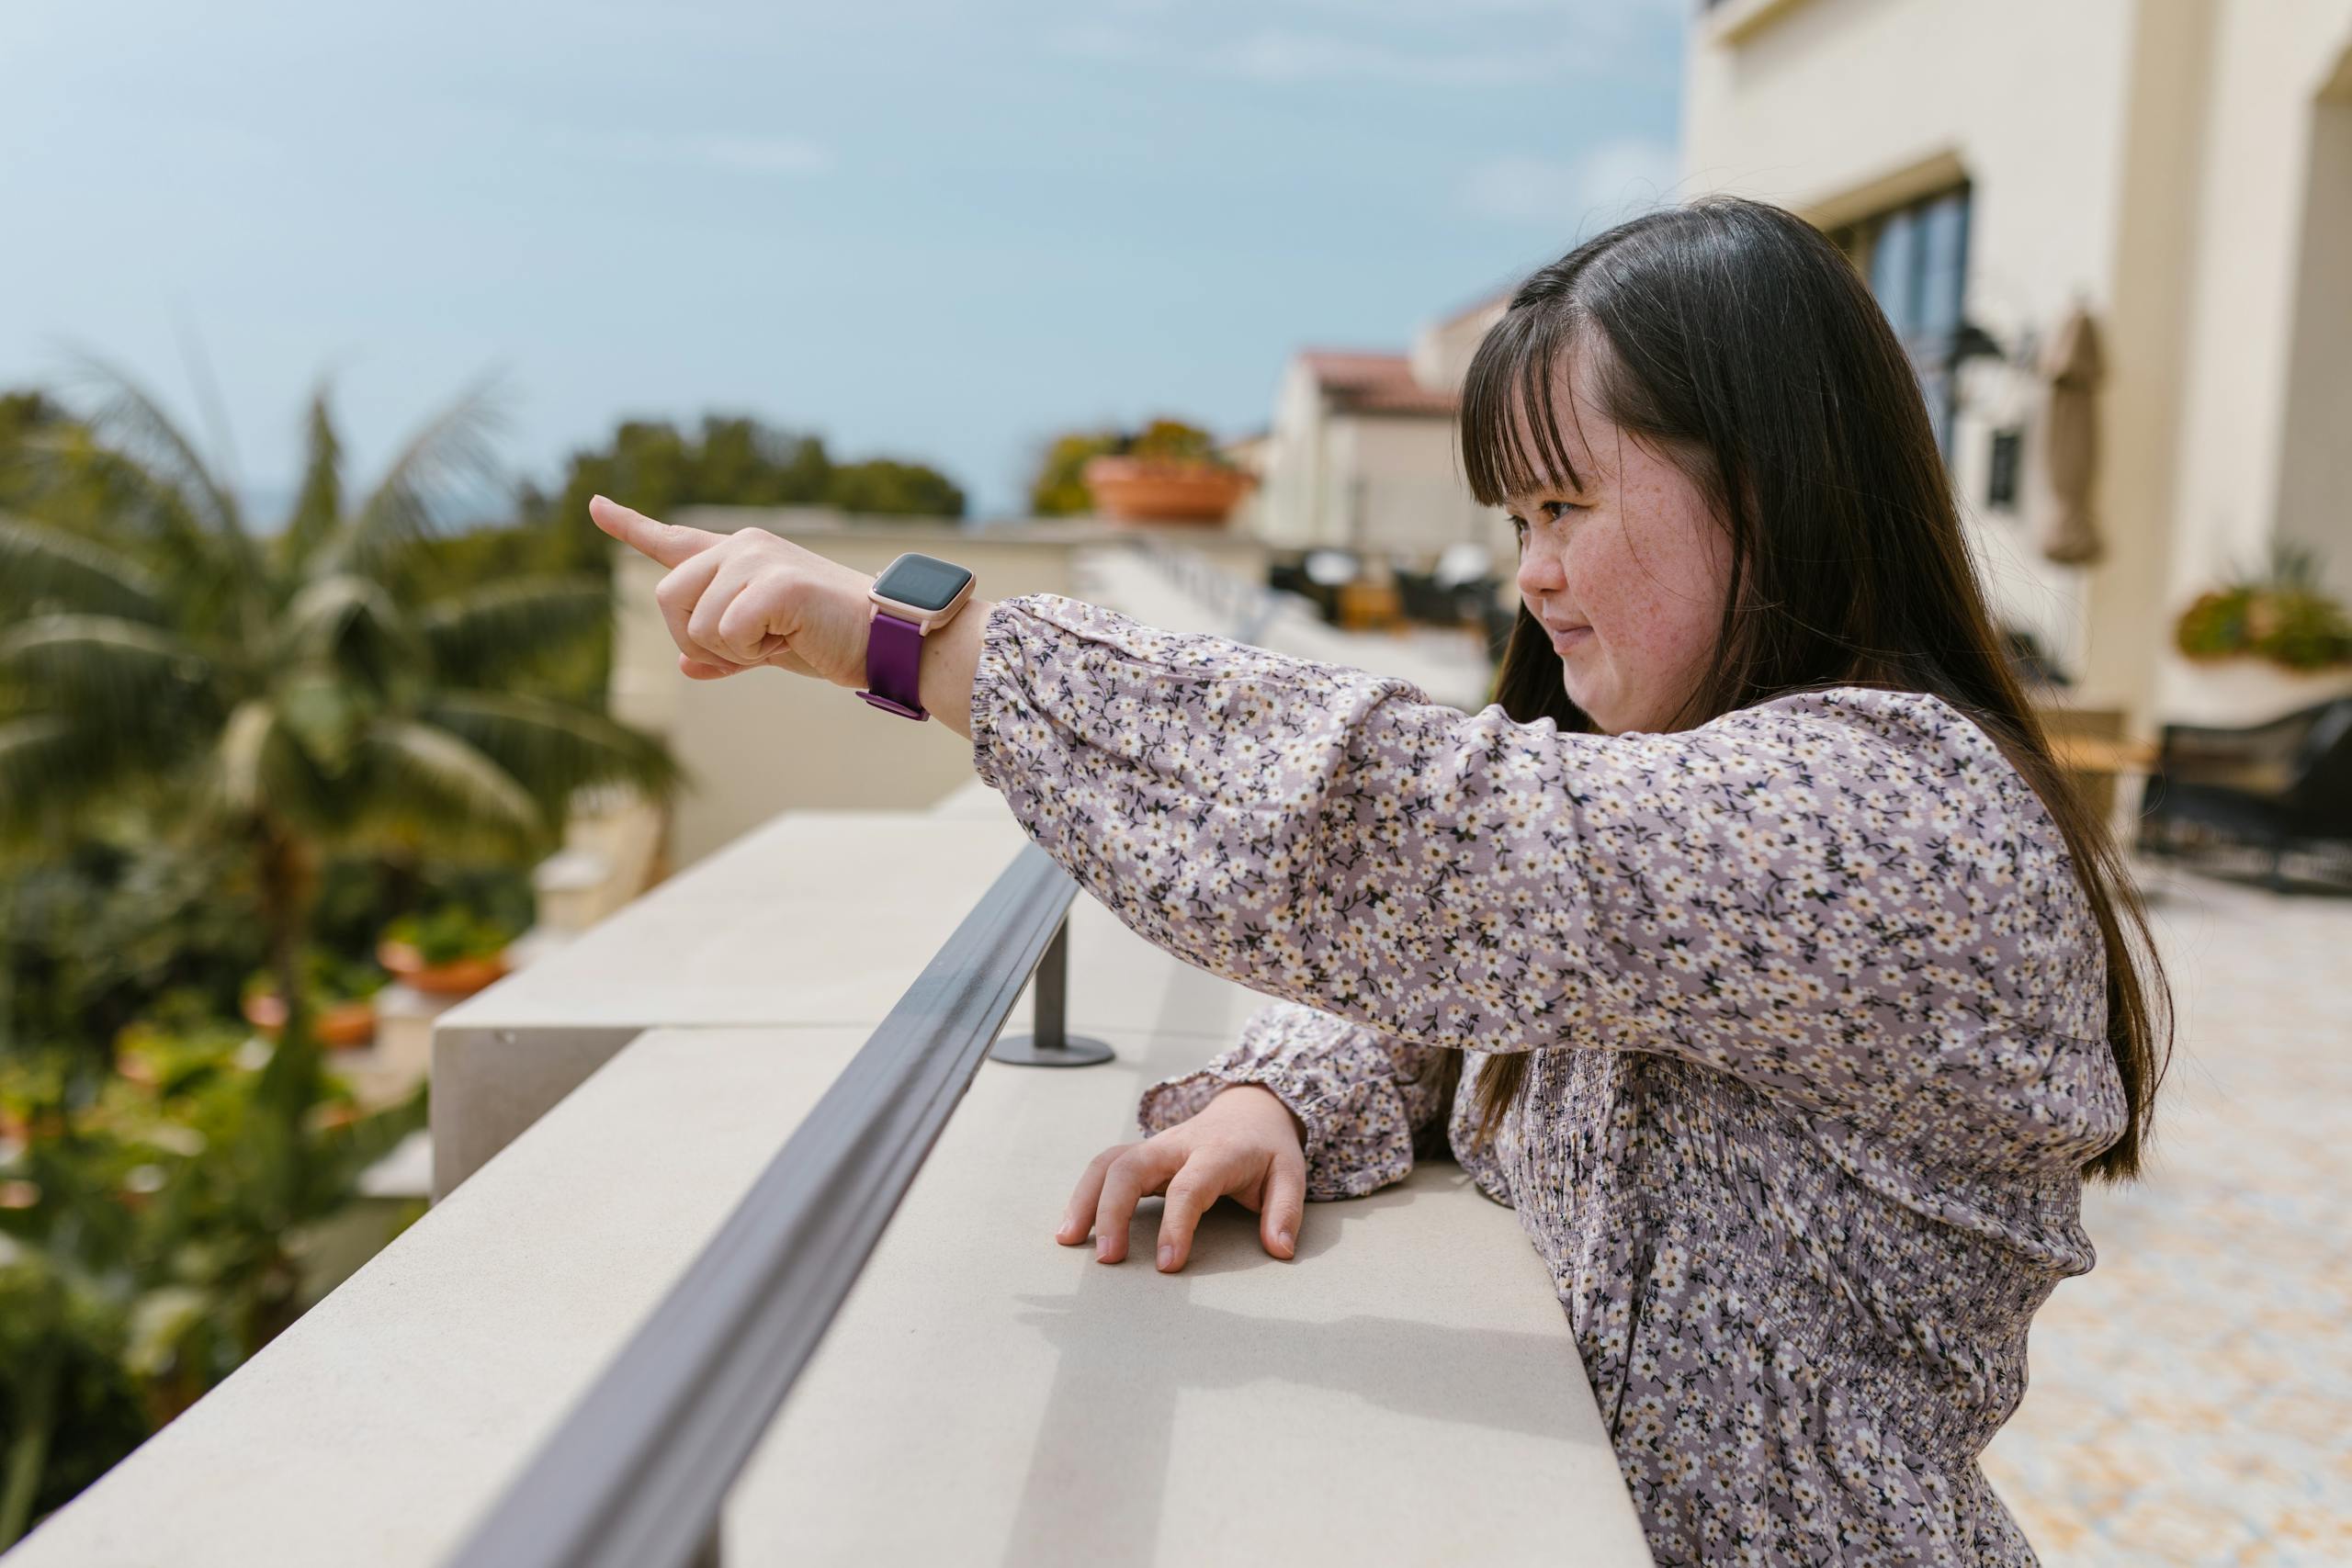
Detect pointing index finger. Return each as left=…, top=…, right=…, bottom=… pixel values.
left=589, top=493, right=720, bottom=568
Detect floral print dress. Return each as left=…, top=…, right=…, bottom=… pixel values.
left=967, top=592, right=2124, bottom=1567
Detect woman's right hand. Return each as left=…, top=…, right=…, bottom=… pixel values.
left=1054, top=1083, right=1308, bottom=1272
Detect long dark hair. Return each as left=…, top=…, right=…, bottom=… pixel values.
left=1433, top=195, right=2170, bottom=1181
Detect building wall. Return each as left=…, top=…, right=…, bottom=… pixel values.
left=1318, top=413, right=1505, bottom=562
left=2273, top=55, right=2352, bottom=603
left=1684, top=0, right=2146, bottom=710
left=1255, top=360, right=1332, bottom=550
left=1414, top=300, right=1517, bottom=566
left=2163, top=2, right=2352, bottom=640
left=1686, top=0, right=2352, bottom=733
left=1411, top=298, right=1509, bottom=395
left=1255, top=332, right=1516, bottom=566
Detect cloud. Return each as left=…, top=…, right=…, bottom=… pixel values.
left=1218, top=28, right=1587, bottom=85
left=681, top=134, right=833, bottom=175
left=1459, top=138, right=1681, bottom=230
left=1045, top=23, right=1146, bottom=61
left=1042, top=1, right=1674, bottom=87
left=545, top=126, right=832, bottom=176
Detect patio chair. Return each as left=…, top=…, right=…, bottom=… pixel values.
left=2136, top=695, right=2352, bottom=889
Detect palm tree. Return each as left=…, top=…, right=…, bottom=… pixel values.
left=0, top=363, right=678, bottom=1238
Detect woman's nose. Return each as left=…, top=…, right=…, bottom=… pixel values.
left=1517, top=543, right=1565, bottom=596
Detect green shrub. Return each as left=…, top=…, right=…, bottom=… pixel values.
left=380, top=904, right=516, bottom=965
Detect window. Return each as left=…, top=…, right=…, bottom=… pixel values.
left=1986, top=426, right=2023, bottom=511
left=1824, top=185, right=1973, bottom=461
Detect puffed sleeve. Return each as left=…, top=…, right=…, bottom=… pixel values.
left=969, top=592, right=2112, bottom=1156
left=1135, top=998, right=1450, bottom=1201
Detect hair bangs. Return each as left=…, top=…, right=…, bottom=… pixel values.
left=1460, top=303, right=1589, bottom=508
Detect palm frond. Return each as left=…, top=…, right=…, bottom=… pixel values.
left=420, top=690, right=680, bottom=811
left=207, top=698, right=288, bottom=820
left=11, top=422, right=228, bottom=578
left=277, top=382, right=344, bottom=573
left=276, top=574, right=422, bottom=688
left=0, top=614, right=213, bottom=733
left=190, top=696, right=343, bottom=840
left=62, top=350, right=247, bottom=544
left=418, top=577, right=610, bottom=682
left=319, top=373, right=510, bottom=578
left=350, top=717, right=544, bottom=852
left=0, top=691, right=199, bottom=851
left=0, top=716, right=89, bottom=847
left=0, top=513, right=165, bottom=621
left=62, top=352, right=267, bottom=639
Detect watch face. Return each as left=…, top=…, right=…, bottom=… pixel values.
left=874, top=552, right=973, bottom=614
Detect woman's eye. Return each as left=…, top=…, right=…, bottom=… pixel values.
left=1510, top=502, right=1579, bottom=539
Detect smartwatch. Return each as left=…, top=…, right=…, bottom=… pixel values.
left=856, top=550, right=977, bottom=721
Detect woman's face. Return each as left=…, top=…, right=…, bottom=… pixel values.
left=1506, top=344, right=1733, bottom=735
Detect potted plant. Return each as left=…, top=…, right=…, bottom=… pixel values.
left=2168, top=545, right=2352, bottom=725
left=239, top=950, right=387, bottom=1050
left=1077, top=419, right=1255, bottom=525
left=375, top=905, right=516, bottom=997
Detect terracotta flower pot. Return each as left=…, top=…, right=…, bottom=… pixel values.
left=241, top=993, right=379, bottom=1049
left=1081, top=457, right=1254, bottom=524
left=376, top=940, right=510, bottom=997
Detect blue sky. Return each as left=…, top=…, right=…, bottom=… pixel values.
left=0, top=0, right=1687, bottom=520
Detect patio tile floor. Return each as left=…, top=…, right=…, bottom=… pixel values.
left=1981, top=862, right=2352, bottom=1565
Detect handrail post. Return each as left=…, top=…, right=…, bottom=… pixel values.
left=988, top=916, right=1114, bottom=1067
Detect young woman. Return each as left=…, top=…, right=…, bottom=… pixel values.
left=592, top=194, right=2171, bottom=1566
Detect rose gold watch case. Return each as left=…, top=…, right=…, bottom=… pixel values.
left=866, top=553, right=976, bottom=633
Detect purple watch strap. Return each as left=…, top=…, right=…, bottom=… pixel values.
left=856, top=608, right=929, bottom=720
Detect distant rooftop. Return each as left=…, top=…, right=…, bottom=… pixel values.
left=1295, top=349, right=1457, bottom=417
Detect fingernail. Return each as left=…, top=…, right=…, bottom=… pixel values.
left=1157, top=1244, right=1174, bottom=1270
left=1276, top=1229, right=1294, bottom=1252
left=1096, top=1235, right=1112, bottom=1261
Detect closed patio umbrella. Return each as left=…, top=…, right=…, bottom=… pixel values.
left=2037, top=302, right=2107, bottom=566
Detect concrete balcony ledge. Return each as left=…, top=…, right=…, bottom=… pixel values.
left=10, top=806, right=1653, bottom=1566
left=427, top=807, right=1051, bottom=1198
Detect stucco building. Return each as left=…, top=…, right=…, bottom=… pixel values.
left=1247, top=298, right=1518, bottom=567
left=1685, top=0, right=2352, bottom=734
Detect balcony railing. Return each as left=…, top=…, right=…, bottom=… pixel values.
left=6, top=792, right=1653, bottom=1567
left=448, top=845, right=1083, bottom=1568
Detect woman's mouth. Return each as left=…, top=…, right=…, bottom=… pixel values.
left=1546, top=623, right=1592, bottom=654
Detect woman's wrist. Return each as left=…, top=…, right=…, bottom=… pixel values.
left=912, top=594, right=992, bottom=742
left=1214, top=1081, right=1310, bottom=1147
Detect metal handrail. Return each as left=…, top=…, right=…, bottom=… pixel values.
left=443, top=844, right=1084, bottom=1568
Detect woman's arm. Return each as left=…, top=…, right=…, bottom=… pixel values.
left=912, top=592, right=989, bottom=742
left=587, top=498, right=2110, bottom=1164
left=1137, top=1000, right=1451, bottom=1201
left=968, top=591, right=2114, bottom=1158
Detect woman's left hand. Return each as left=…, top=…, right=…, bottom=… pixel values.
left=588, top=494, right=876, bottom=686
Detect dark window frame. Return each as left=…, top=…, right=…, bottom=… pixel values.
left=1824, top=182, right=1973, bottom=463
left=1986, top=425, right=2023, bottom=511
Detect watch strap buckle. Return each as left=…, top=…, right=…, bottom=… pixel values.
left=855, top=688, right=929, bottom=721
